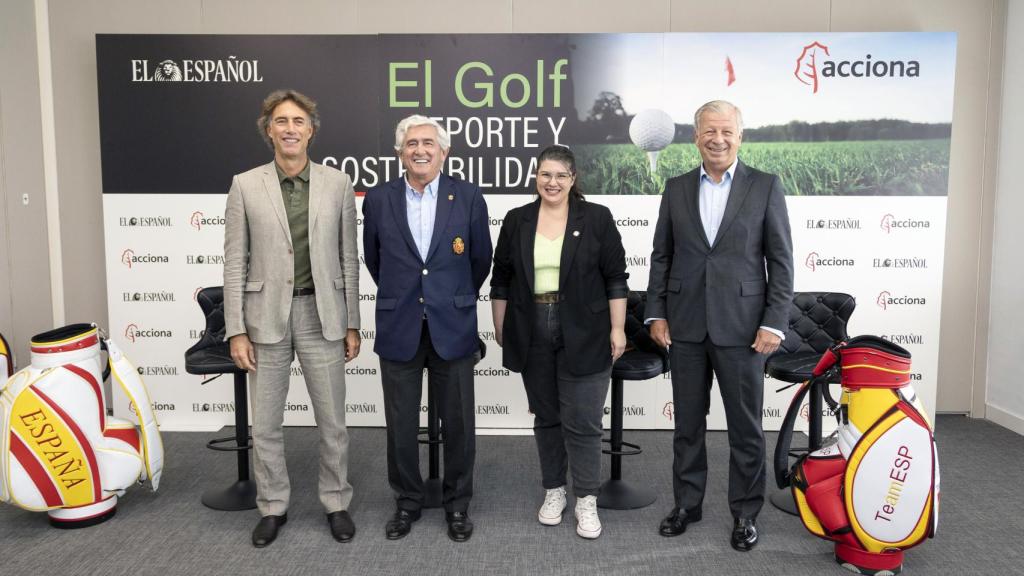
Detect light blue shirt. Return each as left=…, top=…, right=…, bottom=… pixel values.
left=405, top=173, right=441, bottom=262
left=698, top=160, right=737, bottom=245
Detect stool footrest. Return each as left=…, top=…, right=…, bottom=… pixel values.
left=206, top=435, right=253, bottom=452
left=601, top=438, right=642, bottom=457
left=416, top=428, right=443, bottom=446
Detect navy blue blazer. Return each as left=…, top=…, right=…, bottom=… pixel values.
left=363, top=174, right=492, bottom=362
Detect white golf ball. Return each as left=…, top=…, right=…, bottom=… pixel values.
left=629, top=109, right=675, bottom=152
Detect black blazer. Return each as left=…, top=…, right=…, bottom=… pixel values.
left=490, top=197, right=628, bottom=376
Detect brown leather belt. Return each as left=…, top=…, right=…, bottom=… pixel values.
left=293, top=287, right=315, bottom=297
left=533, top=292, right=561, bottom=304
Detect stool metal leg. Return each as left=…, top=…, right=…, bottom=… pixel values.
left=598, top=377, right=656, bottom=510
left=422, top=373, right=443, bottom=509
left=201, top=372, right=257, bottom=511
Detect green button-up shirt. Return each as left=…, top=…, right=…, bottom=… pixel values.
left=275, top=161, right=314, bottom=290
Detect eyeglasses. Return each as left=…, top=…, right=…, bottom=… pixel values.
left=536, top=172, right=574, bottom=184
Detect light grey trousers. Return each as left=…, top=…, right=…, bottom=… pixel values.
left=251, top=295, right=352, bottom=516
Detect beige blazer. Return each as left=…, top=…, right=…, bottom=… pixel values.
left=223, top=161, right=360, bottom=343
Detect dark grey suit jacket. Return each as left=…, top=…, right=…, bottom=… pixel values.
left=645, top=160, right=794, bottom=347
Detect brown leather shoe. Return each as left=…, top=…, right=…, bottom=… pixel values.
left=252, top=514, right=287, bottom=548
left=327, top=510, right=355, bottom=542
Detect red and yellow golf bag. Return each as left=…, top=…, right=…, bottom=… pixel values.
left=774, top=335, right=939, bottom=575
left=0, top=323, right=163, bottom=527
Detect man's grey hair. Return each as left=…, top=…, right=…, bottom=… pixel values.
left=393, top=115, right=451, bottom=152
left=693, top=100, right=744, bottom=135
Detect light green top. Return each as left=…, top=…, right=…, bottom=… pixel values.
left=533, top=233, right=563, bottom=294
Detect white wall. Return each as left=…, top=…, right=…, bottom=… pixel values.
left=0, top=0, right=55, bottom=368
left=986, top=0, right=1024, bottom=436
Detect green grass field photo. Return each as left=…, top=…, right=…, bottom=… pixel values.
left=574, top=139, right=950, bottom=196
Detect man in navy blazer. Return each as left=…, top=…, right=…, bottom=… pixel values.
left=362, top=115, right=491, bottom=542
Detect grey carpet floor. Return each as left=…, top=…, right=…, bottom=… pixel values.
left=0, top=414, right=1020, bottom=575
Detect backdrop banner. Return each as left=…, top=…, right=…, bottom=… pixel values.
left=97, top=33, right=956, bottom=431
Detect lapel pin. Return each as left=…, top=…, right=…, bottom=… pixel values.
left=448, top=194, right=454, bottom=201
left=572, top=230, right=580, bottom=237
left=452, top=236, right=465, bottom=255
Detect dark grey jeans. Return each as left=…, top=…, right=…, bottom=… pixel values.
left=520, top=302, right=611, bottom=497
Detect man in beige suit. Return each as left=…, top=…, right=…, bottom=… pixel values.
left=223, top=89, right=361, bottom=548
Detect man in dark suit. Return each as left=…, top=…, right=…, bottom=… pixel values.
left=362, top=115, right=492, bottom=542
left=646, top=100, right=794, bottom=551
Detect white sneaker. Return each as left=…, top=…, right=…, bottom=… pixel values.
left=575, top=495, right=602, bottom=539
left=538, top=486, right=567, bottom=526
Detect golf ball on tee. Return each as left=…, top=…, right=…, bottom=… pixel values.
left=629, top=109, right=675, bottom=152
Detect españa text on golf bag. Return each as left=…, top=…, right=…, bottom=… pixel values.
left=0, top=323, right=163, bottom=527
left=775, top=335, right=939, bottom=575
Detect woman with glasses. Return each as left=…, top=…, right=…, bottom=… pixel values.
left=490, top=145, right=628, bottom=539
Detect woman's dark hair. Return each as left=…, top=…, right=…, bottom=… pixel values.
left=536, top=145, right=584, bottom=201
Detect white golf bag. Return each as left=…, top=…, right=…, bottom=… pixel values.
left=0, top=323, right=163, bottom=527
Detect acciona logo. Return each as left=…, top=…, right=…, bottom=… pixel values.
left=124, top=323, right=173, bottom=343
left=804, top=251, right=855, bottom=272
left=880, top=213, right=930, bottom=233
left=876, top=291, right=927, bottom=310
left=131, top=56, right=263, bottom=83
left=614, top=217, right=649, bottom=228
left=121, top=249, right=169, bottom=269
left=130, top=401, right=176, bottom=413
left=794, top=41, right=920, bottom=94
left=662, top=401, right=675, bottom=421
left=190, top=211, right=226, bottom=231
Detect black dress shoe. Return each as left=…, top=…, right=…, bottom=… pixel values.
left=446, top=511, right=474, bottom=542
left=385, top=508, right=421, bottom=540
left=659, top=507, right=702, bottom=537
left=731, top=518, right=758, bottom=551
left=252, top=514, right=287, bottom=548
left=327, top=510, right=355, bottom=542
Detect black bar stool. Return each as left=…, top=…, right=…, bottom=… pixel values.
left=598, top=291, right=669, bottom=510
left=416, top=338, right=487, bottom=509
left=765, top=292, right=855, bottom=515
left=184, top=286, right=257, bottom=511
left=417, top=370, right=443, bottom=509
